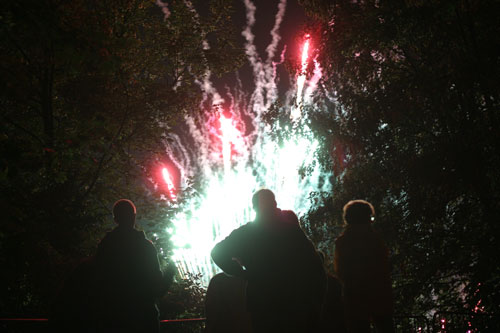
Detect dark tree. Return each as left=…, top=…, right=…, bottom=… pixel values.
left=0, top=0, right=243, bottom=317
left=298, top=0, right=500, bottom=326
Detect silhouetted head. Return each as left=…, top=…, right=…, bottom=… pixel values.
left=252, top=189, right=277, bottom=221
left=343, top=200, right=374, bottom=225
left=113, top=199, right=136, bottom=228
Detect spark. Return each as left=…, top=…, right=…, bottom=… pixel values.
left=162, top=167, right=177, bottom=201
left=156, top=0, right=171, bottom=20
left=219, top=113, right=246, bottom=173
left=292, top=34, right=311, bottom=121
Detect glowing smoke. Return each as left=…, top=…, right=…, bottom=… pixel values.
left=160, top=0, right=331, bottom=284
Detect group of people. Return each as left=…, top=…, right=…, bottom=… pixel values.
left=206, top=189, right=394, bottom=333
left=52, top=189, right=394, bottom=333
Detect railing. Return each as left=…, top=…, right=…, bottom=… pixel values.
left=2, top=313, right=498, bottom=332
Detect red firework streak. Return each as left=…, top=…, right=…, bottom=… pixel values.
left=162, top=167, right=177, bottom=200
left=301, top=34, right=311, bottom=73
left=292, top=33, right=311, bottom=121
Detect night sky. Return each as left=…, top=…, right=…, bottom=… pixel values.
left=212, top=0, right=308, bottom=99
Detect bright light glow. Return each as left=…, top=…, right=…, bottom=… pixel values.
left=167, top=123, right=326, bottom=284
left=301, top=37, right=310, bottom=67
left=161, top=3, right=330, bottom=286
left=292, top=34, right=311, bottom=121
left=219, top=114, right=246, bottom=173
left=162, top=168, right=177, bottom=201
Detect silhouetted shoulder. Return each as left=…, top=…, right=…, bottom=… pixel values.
left=208, top=272, right=229, bottom=285
left=206, top=272, right=238, bottom=293
left=225, top=222, right=256, bottom=238
left=280, top=210, right=300, bottom=226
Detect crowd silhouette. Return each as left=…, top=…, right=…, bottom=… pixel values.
left=208, top=191, right=394, bottom=333
left=51, top=192, right=394, bottom=332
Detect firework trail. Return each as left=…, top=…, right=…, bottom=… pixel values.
left=159, top=0, right=330, bottom=284
left=156, top=0, right=171, bottom=20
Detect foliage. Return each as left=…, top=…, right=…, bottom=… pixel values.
left=298, top=0, right=500, bottom=325
left=159, top=272, right=206, bottom=319
left=156, top=272, right=206, bottom=332
left=0, top=0, right=242, bottom=316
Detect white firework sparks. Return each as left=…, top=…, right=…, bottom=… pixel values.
left=160, top=0, right=331, bottom=285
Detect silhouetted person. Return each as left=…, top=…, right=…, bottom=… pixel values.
left=211, top=189, right=326, bottom=333
left=94, top=199, right=172, bottom=333
left=205, top=272, right=252, bottom=333
left=334, top=200, right=394, bottom=333
left=51, top=257, right=98, bottom=332
left=318, top=251, right=346, bottom=333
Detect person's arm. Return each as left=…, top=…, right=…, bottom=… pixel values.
left=211, top=227, right=247, bottom=277
left=281, top=210, right=300, bottom=226
left=144, top=241, right=173, bottom=298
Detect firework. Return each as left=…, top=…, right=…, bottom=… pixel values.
left=160, top=0, right=331, bottom=285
